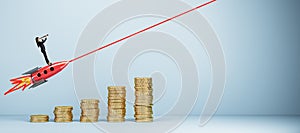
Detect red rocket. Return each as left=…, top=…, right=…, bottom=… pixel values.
left=4, top=61, right=69, bottom=95
left=3, top=0, right=215, bottom=95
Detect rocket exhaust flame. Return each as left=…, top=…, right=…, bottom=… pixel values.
left=4, top=76, right=32, bottom=95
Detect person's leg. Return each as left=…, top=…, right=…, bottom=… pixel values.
left=41, top=50, right=51, bottom=65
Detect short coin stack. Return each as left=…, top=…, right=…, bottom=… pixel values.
left=134, top=77, right=153, bottom=122
left=80, top=99, right=100, bottom=122
left=53, top=106, right=73, bottom=122
left=30, top=115, right=49, bottom=123
left=107, top=86, right=126, bottom=122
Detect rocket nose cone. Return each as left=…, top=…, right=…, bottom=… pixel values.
left=51, top=61, right=69, bottom=70
left=53, top=61, right=69, bottom=65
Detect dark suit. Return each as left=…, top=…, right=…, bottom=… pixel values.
left=36, top=38, right=50, bottom=64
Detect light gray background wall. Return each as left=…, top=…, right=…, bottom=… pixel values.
left=0, top=0, right=299, bottom=116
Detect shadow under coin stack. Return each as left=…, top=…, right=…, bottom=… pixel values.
left=134, top=77, right=153, bottom=122
left=107, top=86, right=126, bottom=122
left=54, top=106, right=73, bottom=122
left=80, top=99, right=100, bottom=122
left=30, top=115, right=49, bottom=123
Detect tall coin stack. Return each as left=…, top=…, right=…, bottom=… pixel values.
left=54, top=106, right=73, bottom=122
left=107, top=86, right=126, bottom=122
left=80, top=99, right=100, bottom=122
left=30, top=115, right=49, bottom=123
left=134, top=77, right=153, bottom=122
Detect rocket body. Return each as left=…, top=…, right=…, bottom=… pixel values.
left=31, top=61, right=69, bottom=83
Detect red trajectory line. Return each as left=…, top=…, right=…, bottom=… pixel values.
left=4, top=0, right=216, bottom=95
left=69, top=0, right=216, bottom=63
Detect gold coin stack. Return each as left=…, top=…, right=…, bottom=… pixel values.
left=53, top=106, right=73, bottom=122
left=30, top=115, right=49, bottom=123
left=107, top=86, right=126, bottom=122
left=134, top=77, right=153, bottom=122
left=80, top=99, right=100, bottom=122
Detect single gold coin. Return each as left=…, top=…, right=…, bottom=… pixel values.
left=108, top=109, right=126, bottom=114
left=54, top=118, right=73, bottom=122
left=107, top=116, right=125, bottom=122
left=108, top=99, right=126, bottom=103
left=134, top=108, right=153, bottom=112
left=81, top=115, right=99, bottom=118
left=55, top=114, right=73, bottom=118
left=80, top=116, right=99, bottom=122
left=80, top=119, right=98, bottom=122
left=135, top=97, right=153, bottom=101
left=134, top=108, right=153, bottom=111
left=134, top=84, right=152, bottom=88
left=81, top=102, right=99, bottom=106
left=53, top=111, right=73, bottom=115
left=135, top=100, right=153, bottom=104
left=30, top=115, right=49, bottom=118
left=80, top=105, right=99, bottom=109
left=30, top=119, right=49, bottom=122
left=80, top=107, right=99, bottom=110
left=135, top=88, right=152, bottom=91
left=134, top=114, right=153, bottom=118
left=80, top=115, right=99, bottom=119
left=81, top=112, right=100, bottom=116
left=135, top=98, right=153, bottom=101
left=55, top=106, right=73, bottom=109
left=107, top=120, right=125, bottom=122
left=30, top=117, right=49, bottom=121
left=135, top=102, right=153, bottom=106
left=54, top=108, right=73, bottom=112
left=108, top=90, right=126, bottom=94
left=81, top=108, right=99, bottom=113
left=107, top=114, right=126, bottom=118
left=134, top=86, right=152, bottom=89
left=135, top=118, right=153, bottom=122
left=54, top=120, right=73, bottom=123
left=136, top=95, right=153, bottom=99
left=135, top=89, right=153, bottom=92
left=134, top=84, right=152, bottom=87
left=108, top=102, right=125, bottom=106
left=134, top=111, right=153, bottom=115
left=108, top=93, right=126, bottom=98
left=135, top=93, right=153, bottom=97
left=134, top=77, right=152, bottom=82
left=54, top=117, right=73, bottom=120
left=108, top=86, right=126, bottom=91
left=134, top=105, right=153, bottom=108
left=81, top=99, right=100, bottom=103
left=108, top=97, right=126, bottom=100
left=108, top=104, right=126, bottom=108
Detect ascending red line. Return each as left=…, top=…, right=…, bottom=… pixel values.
left=69, top=0, right=216, bottom=63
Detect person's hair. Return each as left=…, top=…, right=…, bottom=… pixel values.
left=35, top=37, right=39, bottom=47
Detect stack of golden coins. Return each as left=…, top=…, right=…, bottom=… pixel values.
left=107, top=86, right=126, bottom=122
left=80, top=99, right=100, bottom=122
left=30, top=115, right=49, bottom=123
left=134, top=77, right=153, bottom=122
left=53, top=106, right=73, bottom=122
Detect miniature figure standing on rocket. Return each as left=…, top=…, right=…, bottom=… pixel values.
left=35, top=34, right=52, bottom=66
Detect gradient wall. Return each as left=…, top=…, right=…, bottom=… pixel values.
left=0, top=0, right=299, bottom=116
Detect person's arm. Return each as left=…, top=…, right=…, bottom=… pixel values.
left=42, top=37, right=47, bottom=43
left=41, top=34, right=48, bottom=38
left=41, top=34, right=48, bottom=43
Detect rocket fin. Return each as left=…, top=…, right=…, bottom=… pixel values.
left=22, top=67, right=40, bottom=75
left=29, top=79, right=47, bottom=89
